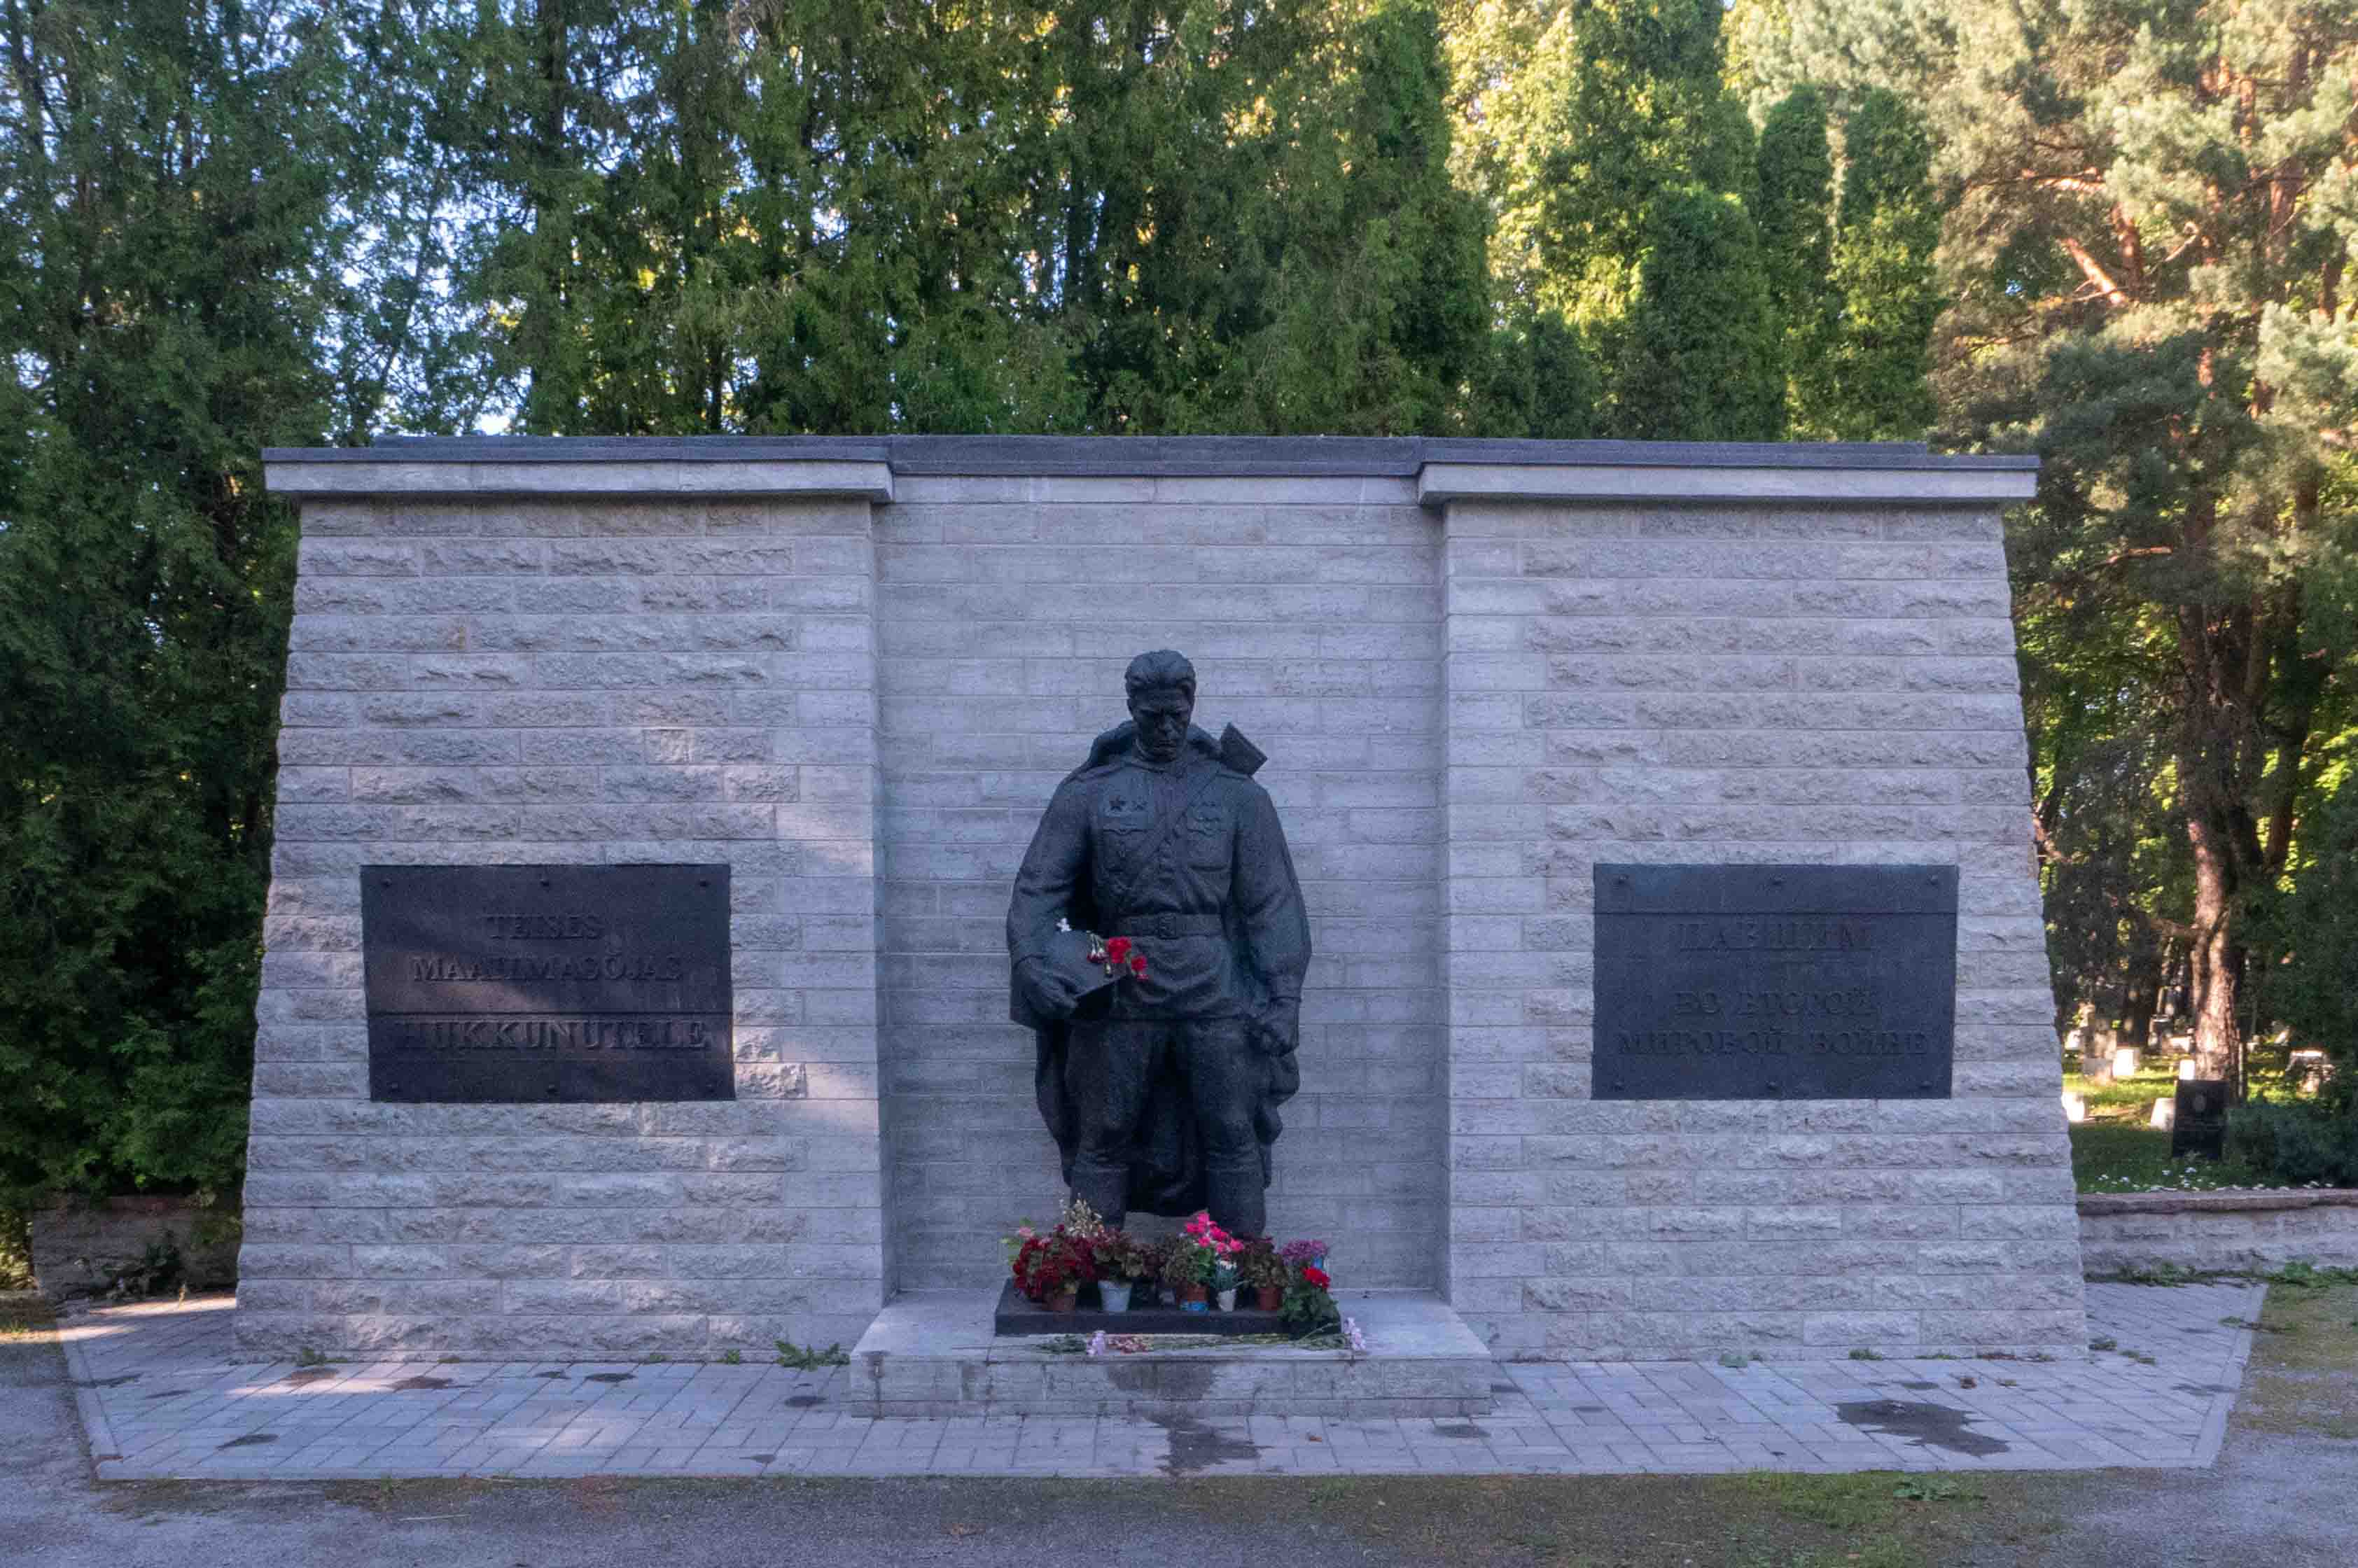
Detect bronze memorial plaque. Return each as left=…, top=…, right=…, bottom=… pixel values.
left=362, top=864, right=734, bottom=1102
left=1593, top=864, right=1957, bottom=1100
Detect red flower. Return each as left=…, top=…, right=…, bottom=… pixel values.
left=1105, top=937, right=1131, bottom=964
left=1129, top=953, right=1147, bottom=978
left=1302, top=1265, right=1330, bottom=1289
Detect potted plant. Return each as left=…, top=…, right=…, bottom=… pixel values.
left=1279, top=1238, right=1330, bottom=1274
left=1174, top=1210, right=1243, bottom=1310
left=1096, top=1233, right=1149, bottom=1312
left=1005, top=1198, right=1109, bottom=1311
left=1239, top=1239, right=1288, bottom=1311
left=1159, top=1236, right=1208, bottom=1310
left=1211, top=1255, right=1242, bottom=1311
left=1281, top=1261, right=1339, bottom=1338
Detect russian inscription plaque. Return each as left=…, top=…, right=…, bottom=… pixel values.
left=363, top=864, right=734, bottom=1102
left=1593, top=864, right=1957, bottom=1100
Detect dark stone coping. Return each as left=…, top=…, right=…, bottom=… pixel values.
left=993, top=1279, right=1290, bottom=1338
left=2078, top=1188, right=2358, bottom=1216
left=263, top=434, right=2038, bottom=477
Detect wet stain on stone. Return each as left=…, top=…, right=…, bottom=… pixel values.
left=583, top=1372, right=634, bottom=1385
left=787, top=1394, right=825, bottom=1408
left=747, top=1453, right=775, bottom=1465
left=1900, top=1380, right=1939, bottom=1391
left=2175, top=1382, right=2238, bottom=1395
left=535, top=1369, right=568, bottom=1379
left=1106, top=1361, right=1218, bottom=1402
left=144, top=1390, right=190, bottom=1400
left=393, top=1376, right=451, bottom=1391
left=1836, top=1399, right=2009, bottom=1457
left=1490, top=1381, right=1518, bottom=1394
left=1152, top=1415, right=1259, bottom=1476
left=283, top=1367, right=337, bottom=1385
left=74, top=1374, right=139, bottom=1389
left=1434, top=1423, right=1488, bottom=1439
left=1572, top=1404, right=1607, bottom=1414
left=218, top=1433, right=277, bottom=1450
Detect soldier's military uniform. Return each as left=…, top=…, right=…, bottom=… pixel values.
left=1007, top=721, right=1311, bottom=1236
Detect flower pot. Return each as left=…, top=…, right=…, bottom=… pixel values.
left=1255, top=1285, right=1283, bottom=1312
left=1175, top=1282, right=1208, bottom=1310
left=1048, top=1288, right=1079, bottom=1312
left=1215, top=1287, right=1238, bottom=1312
left=1099, top=1280, right=1133, bottom=1313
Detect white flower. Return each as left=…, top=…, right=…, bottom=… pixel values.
left=1086, top=1330, right=1108, bottom=1357
left=1343, top=1317, right=1367, bottom=1354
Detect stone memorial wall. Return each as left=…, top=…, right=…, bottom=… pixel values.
left=239, top=436, right=2086, bottom=1362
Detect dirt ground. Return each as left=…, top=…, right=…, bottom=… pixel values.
left=5, top=1283, right=2352, bottom=1568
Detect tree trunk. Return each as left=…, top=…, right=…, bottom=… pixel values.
left=2185, top=824, right=2243, bottom=1085
left=2121, top=948, right=2161, bottom=1051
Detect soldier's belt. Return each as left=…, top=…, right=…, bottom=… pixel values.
left=1108, top=914, right=1225, bottom=939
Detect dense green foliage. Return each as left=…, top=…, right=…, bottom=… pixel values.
left=0, top=1, right=368, bottom=1200
left=1741, top=0, right=2358, bottom=1088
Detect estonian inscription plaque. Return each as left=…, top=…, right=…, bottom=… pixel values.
left=363, top=864, right=734, bottom=1102
left=1593, top=864, right=1957, bottom=1100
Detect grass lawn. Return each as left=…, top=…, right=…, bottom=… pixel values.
left=2062, top=1057, right=2306, bottom=1194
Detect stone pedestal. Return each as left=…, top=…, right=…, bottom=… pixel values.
left=852, top=1289, right=1495, bottom=1418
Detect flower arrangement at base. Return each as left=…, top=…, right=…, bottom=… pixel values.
left=1281, top=1259, right=1340, bottom=1338
left=1278, top=1238, right=1330, bottom=1272
left=1157, top=1235, right=1208, bottom=1308
left=1004, top=1198, right=1111, bottom=1308
left=1238, top=1238, right=1288, bottom=1311
left=1093, top=1233, right=1152, bottom=1311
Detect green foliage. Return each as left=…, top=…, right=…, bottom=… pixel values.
left=0, top=0, right=368, bottom=1200
left=2253, top=769, right=2358, bottom=1108
left=1611, top=186, right=1785, bottom=440
left=0, top=1210, right=31, bottom=1292
left=774, top=1338, right=850, bottom=1369
left=2226, top=1100, right=2358, bottom=1189
left=1815, top=88, right=1940, bottom=440
left=1449, top=0, right=1773, bottom=438
left=1754, top=85, right=1840, bottom=432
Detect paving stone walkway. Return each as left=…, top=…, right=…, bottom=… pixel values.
left=60, top=1282, right=2262, bottom=1480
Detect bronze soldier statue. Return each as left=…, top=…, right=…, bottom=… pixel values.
left=1007, top=650, right=1312, bottom=1237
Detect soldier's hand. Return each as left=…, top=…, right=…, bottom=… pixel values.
left=1252, top=997, right=1300, bottom=1056
left=1017, top=955, right=1082, bottom=1019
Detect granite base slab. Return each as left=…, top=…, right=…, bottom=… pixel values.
left=993, top=1279, right=1289, bottom=1337
left=853, top=1288, right=1497, bottom=1418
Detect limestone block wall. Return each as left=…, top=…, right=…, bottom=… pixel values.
left=244, top=437, right=2080, bottom=1362
left=1438, top=494, right=2085, bottom=1358
left=2079, top=1191, right=2358, bottom=1273
left=875, top=471, right=1446, bottom=1288
left=237, top=484, right=886, bottom=1359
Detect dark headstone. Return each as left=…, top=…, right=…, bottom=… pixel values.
left=2172, top=1079, right=2231, bottom=1160
left=362, top=864, right=733, bottom=1102
left=1592, top=864, right=1959, bottom=1100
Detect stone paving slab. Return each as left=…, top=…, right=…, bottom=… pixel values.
left=58, top=1282, right=2260, bottom=1481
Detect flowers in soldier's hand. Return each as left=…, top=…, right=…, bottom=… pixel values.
left=1081, top=928, right=1148, bottom=981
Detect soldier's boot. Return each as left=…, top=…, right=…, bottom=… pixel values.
left=1204, top=1161, right=1264, bottom=1242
